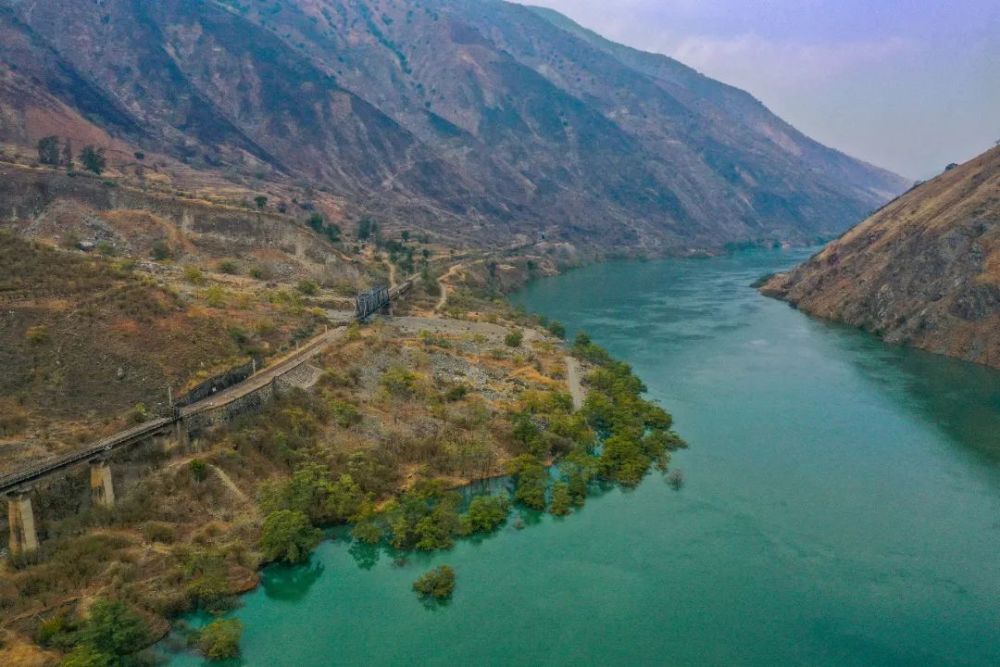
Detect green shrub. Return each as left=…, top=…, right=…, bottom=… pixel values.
left=151, top=241, right=173, bottom=261
left=195, top=618, right=243, bottom=660
left=184, top=266, right=206, bottom=285
left=182, top=549, right=231, bottom=612
left=504, top=329, right=523, bottom=348
left=459, top=494, right=510, bottom=535
left=189, top=459, right=208, bottom=482
left=297, top=280, right=319, bottom=296
left=130, top=403, right=149, bottom=424
left=412, top=565, right=455, bottom=600
left=142, top=521, right=176, bottom=543
left=444, top=385, right=468, bottom=402
left=55, top=598, right=149, bottom=664
left=380, top=367, right=417, bottom=398
left=377, top=482, right=463, bottom=552
left=25, top=325, right=49, bottom=345
left=60, top=644, right=110, bottom=667
left=260, top=510, right=322, bottom=564
left=217, top=259, right=239, bottom=275
left=550, top=482, right=571, bottom=516
left=507, top=455, right=547, bottom=510
left=330, top=400, right=362, bottom=428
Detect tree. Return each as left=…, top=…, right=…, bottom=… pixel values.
left=196, top=618, right=243, bottom=660
left=79, top=598, right=149, bottom=659
left=37, top=136, right=60, bottom=166
left=260, top=510, right=322, bottom=564
left=459, top=494, right=510, bottom=535
left=254, top=195, right=268, bottom=210
left=412, top=565, right=455, bottom=600
left=62, top=139, right=74, bottom=170
left=550, top=482, right=571, bottom=516
left=80, top=145, right=106, bottom=174
left=356, top=217, right=375, bottom=242
left=506, top=454, right=547, bottom=510
left=547, top=320, right=566, bottom=339
left=189, top=459, right=208, bottom=482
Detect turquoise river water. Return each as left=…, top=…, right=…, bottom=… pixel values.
left=168, top=249, right=1000, bottom=666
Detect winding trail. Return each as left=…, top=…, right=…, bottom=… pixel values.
left=387, top=258, right=398, bottom=288
left=210, top=464, right=252, bottom=506
left=565, top=356, right=585, bottom=411
left=435, top=262, right=465, bottom=313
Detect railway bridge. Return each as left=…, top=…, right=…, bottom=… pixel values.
left=3, top=280, right=415, bottom=556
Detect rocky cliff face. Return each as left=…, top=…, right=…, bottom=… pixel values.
left=761, top=147, right=1000, bottom=369
left=0, top=0, right=908, bottom=252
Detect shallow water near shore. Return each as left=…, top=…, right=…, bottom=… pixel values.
left=166, top=248, right=1000, bottom=666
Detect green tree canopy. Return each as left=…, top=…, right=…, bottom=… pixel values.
left=412, top=565, right=456, bottom=600
left=260, top=510, right=322, bottom=564
left=37, top=135, right=60, bottom=166
left=196, top=618, right=243, bottom=660
left=80, top=145, right=106, bottom=175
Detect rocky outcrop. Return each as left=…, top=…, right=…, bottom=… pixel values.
left=761, top=147, right=1000, bottom=369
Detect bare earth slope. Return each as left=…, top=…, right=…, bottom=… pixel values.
left=0, top=0, right=908, bottom=253
left=761, top=147, right=1000, bottom=369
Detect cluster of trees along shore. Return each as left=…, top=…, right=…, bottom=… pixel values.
left=253, top=333, right=685, bottom=612
left=8, top=332, right=684, bottom=662
left=256, top=333, right=684, bottom=565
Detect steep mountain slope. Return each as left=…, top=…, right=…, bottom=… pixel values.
left=761, top=147, right=1000, bottom=369
left=0, top=0, right=908, bottom=253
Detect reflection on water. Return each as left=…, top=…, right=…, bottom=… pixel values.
left=829, top=322, right=1000, bottom=470
left=261, top=560, right=325, bottom=602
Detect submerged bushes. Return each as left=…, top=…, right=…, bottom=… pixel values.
left=574, top=333, right=686, bottom=487
left=194, top=618, right=243, bottom=660
left=413, top=565, right=456, bottom=600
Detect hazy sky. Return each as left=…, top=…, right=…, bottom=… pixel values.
left=524, top=0, right=999, bottom=179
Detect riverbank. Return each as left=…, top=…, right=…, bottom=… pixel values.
left=0, top=275, right=688, bottom=665
left=154, top=249, right=999, bottom=666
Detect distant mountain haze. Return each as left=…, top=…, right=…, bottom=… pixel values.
left=0, top=0, right=910, bottom=253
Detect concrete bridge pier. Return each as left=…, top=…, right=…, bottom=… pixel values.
left=89, top=460, right=115, bottom=509
left=7, top=492, right=39, bottom=555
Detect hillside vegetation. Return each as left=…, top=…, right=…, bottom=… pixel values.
left=0, top=231, right=334, bottom=472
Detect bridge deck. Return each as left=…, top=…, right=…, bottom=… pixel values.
left=0, top=418, right=172, bottom=495
left=1, top=279, right=416, bottom=497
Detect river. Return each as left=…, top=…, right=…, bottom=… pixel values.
left=167, top=249, right=1000, bottom=666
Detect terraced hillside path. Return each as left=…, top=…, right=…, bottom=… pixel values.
left=435, top=262, right=467, bottom=313
left=565, top=356, right=585, bottom=411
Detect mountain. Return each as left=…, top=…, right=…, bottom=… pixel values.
left=0, top=0, right=909, bottom=253
left=761, top=146, right=1000, bottom=369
